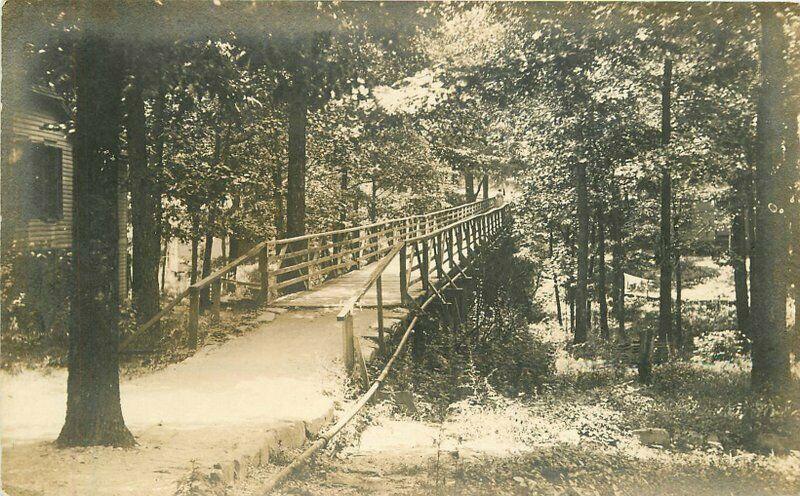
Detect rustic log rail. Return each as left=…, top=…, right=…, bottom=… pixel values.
left=259, top=202, right=509, bottom=495
left=120, top=197, right=496, bottom=351
left=337, top=203, right=507, bottom=375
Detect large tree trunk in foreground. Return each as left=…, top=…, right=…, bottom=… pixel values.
left=282, top=90, right=308, bottom=292
left=657, top=56, right=673, bottom=356
left=597, top=208, right=610, bottom=340
left=574, top=162, right=589, bottom=344
left=57, top=34, right=135, bottom=447
left=126, top=62, right=161, bottom=328
left=750, top=5, right=791, bottom=393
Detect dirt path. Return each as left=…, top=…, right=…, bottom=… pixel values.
left=1, top=307, right=383, bottom=496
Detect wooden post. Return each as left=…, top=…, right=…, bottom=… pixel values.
left=421, top=239, right=430, bottom=292
left=456, top=225, right=464, bottom=264
left=446, top=230, right=454, bottom=270
left=259, top=244, right=269, bottom=303
left=435, top=234, right=445, bottom=279
left=211, top=279, right=221, bottom=324
left=341, top=312, right=355, bottom=374
left=465, top=221, right=472, bottom=255
left=188, top=286, right=200, bottom=349
left=376, top=275, right=385, bottom=353
left=400, top=243, right=409, bottom=304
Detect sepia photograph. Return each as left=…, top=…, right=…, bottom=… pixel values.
left=1, top=1, right=799, bottom=494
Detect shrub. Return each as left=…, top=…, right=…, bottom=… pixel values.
left=692, top=329, right=748, bottom=363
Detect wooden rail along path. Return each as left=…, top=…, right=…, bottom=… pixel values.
left=120, top=197, right=500, bottom=351
left=260, top=202, right=509, bottom=494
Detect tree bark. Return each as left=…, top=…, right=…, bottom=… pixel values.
left=57, top=33, right=134, bottom=447
left=549, top=230, right=563, bottom=327
left=574, top=162, right=589, bottom=344
left=465, top=169, right=476, bottom=202
left=674, top=255, right=683, bottom=350
left=286, top=95, right=307, bottom=239
left=658, top=56, right=673, bottom=357
left=610, top=187, right=626, bottom=341
left=190, top=234, right=199, bottom=285
left=481, top=173, right=489, bottom=200
left=597, top=208, right=610, bottom=340
left=126, top=60, right=161, bottom=328
left=731, top=169, right=751, bottom=340
left=200, top=233, right=213, bottom=310
left=750, top=5, right=791, bottom=393
left=282, top=88, right=308, bottom=292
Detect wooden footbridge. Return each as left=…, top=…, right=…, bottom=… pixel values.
left=122, top=196, right=509, bottom=369
left=5, top=198, right=509, bottom=496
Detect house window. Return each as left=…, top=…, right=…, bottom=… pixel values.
left=24, top=142, right=63, bottom=221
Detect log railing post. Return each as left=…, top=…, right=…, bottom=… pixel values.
left=376, top=275, right=385, bottom=353
left=435, top=234, right=445, bottom=280
left=188, top=286, right=200, bottom=349
left=421, top=239, right=430, bottom=293
left=341, top=311, right=355, bottom=374
left=211, top=279, right=221, bottom=324
left=446, top=230, right=454, bottom=270
left=400, top=243, right=409, bottom=304
left=258, top=244, right=269, bottom=303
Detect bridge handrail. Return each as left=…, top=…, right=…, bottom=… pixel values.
left=121, top=196, right=498, bottom=350
left=335, top=203, right=507, bottom=370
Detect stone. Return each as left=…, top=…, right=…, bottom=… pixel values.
left=632, top=428, right=670, bottom=446
left=254, top=312, right=276, bottom=324
left=393, top=391, right=417, bottom=415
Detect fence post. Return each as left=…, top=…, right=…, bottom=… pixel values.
left=421, top=239, right=430, bottom=293
left=400, top=243, right=409, bottom=304
left=188, top=286, right=199, bottom=349
left=211, top=279, right=221, bottom=324
left=341, top=312, right=355, bottom=374
left=259, top=244, right=269, bottom=304
left=376, top=275, right=385, bottom=353
left=435, top=234, right=445, bottom=280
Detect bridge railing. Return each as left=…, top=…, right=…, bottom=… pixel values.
left=336, top=202, right=507, bottom=376
left=121, top=197, right=496, bottom=351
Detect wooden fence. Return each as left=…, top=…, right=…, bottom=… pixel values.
left=121, top=198, right=497, bottom=351
left=336, top=203, right=507, bottom=374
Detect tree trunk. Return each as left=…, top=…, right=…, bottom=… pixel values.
left=200, top=233, right=213, bottom=310
left=282, top=89, right=308, bottom=292
left=610, top=187, right=626, bottom=341
left=272, top=163, right=285, bottom=237
left=370, top=175, right=378, bottom=222
left=731, top=170, right=751, bottom=340
left=750, top=5, right=791, bottom=393
left=674, top=255, right=683, bottom=350
left=160, top=236, right=168, bottom=296
left=286, top=95, right=307, bottom=239
left=597, top=208, right=610, bottom=340
left=481, top=173, right=489, bottom=200
left=190, top=234, right=199, bottom=285
left=57, top=33, right=135, bottom=447
left=574, top=162, right=589, bottom=344
left=465, top=169, right=476, bottom=202
left=549, top=230, right=563, bottom=327
left=657, top=56, right=673, bottom=358
left=126, top=60, right=160, bottom=328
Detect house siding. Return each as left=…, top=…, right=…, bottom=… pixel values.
left=8, top=109, right=73, bottom=251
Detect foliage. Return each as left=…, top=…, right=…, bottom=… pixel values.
left=693, top=329, right=749, bottom=363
